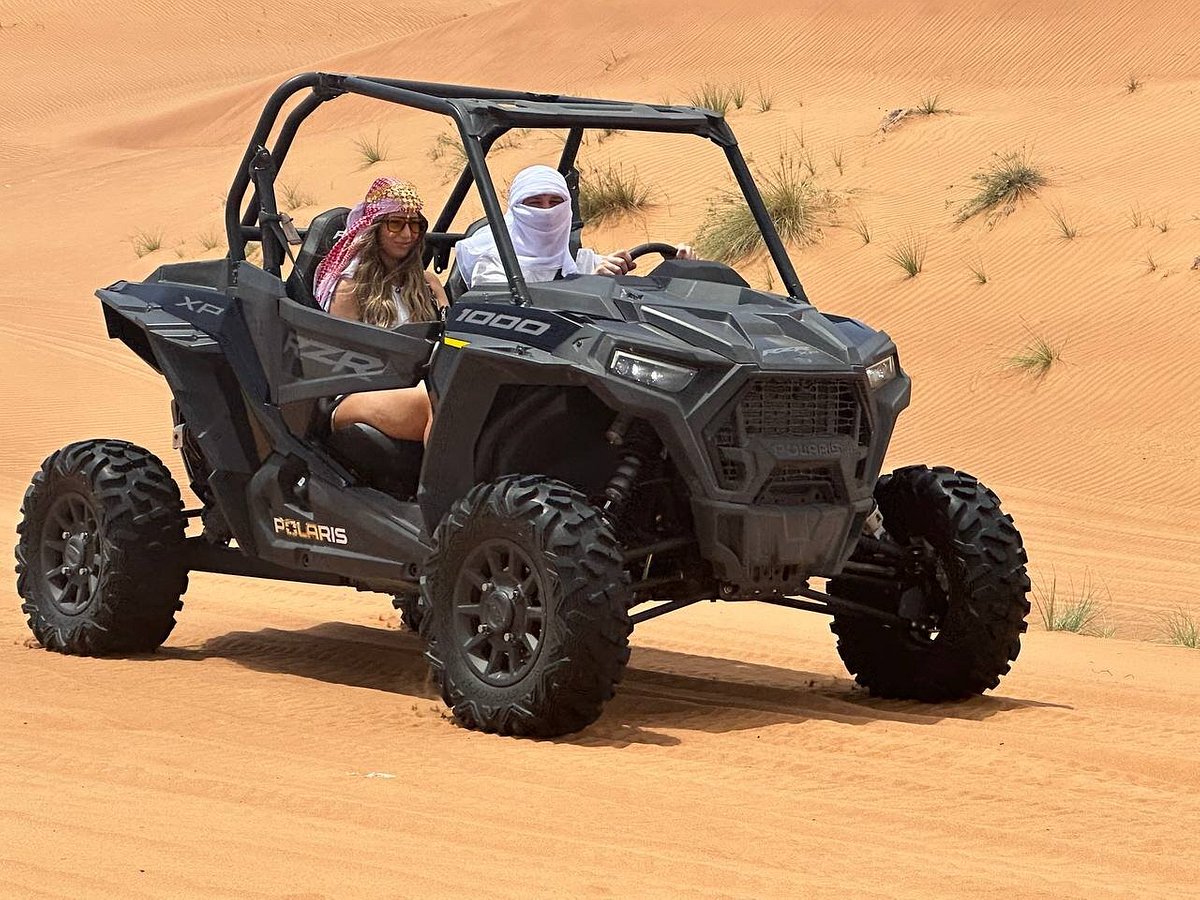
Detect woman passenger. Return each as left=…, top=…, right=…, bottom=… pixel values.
left=313, top=176, right=448, bottom=442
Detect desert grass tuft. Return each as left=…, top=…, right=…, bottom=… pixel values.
left=353, top=127, right=389, bottom=168
left=579, top=164, right=652, bottom=226
left=1125, top=73, right=1143, bottom=93
left=428, top=131, right=469, bottom=182
left=427, top=131, right=456, bottom=162
left=1049, top=205, right=1078, bottom=241
left=1127, top=205, right=1144, bottom=228
left=918, top=93, right=948, bottom=115
left=1159, top=608, right=1200, bottom=648
left=1152, top=212, right=1169, bottom=233
left=849, top=211, right=871, bottom=245
left=955, top=149, right=1048, bottom=224
left=695, top=151, right=838, bottom=263
left=197, top=229, right=220, bottom=251
left=886, top=231, right=926, bottom=277
left=967, top=255, right=988, bottom=284
left=755, top=82, right=775, bottom=112
left=831, top=143, right=845, bottom=176
left=800, top=146, right=817, bottom=178
left=730, top=82, right=747, bottom=110
left=493, top=127, right=532, bottom=150
left=1033, top=569, right=1113, bottom=635
left=131, top=229, right=164, bottom=258
left=1144, top=250, right=1158, bottom=274
left=279, top=181, right=316, bottom=211
left=593, top=127, right=623, bottom=145
left=1005, top=323, right=1064, bottom=379
left=686, top=82, right=734, bottom=116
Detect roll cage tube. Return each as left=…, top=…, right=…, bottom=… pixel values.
left=223, top=72, right=807, bottom=304
left=225, top=72, right=336, bottom=260
left=723, top=142, right=807, bottom=302
left=337, top=76, right=532, bottom=306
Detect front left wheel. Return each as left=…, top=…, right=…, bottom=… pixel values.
left=15, top=439, right=189, bottom=655
left=421, top=475, right=632, bottom=737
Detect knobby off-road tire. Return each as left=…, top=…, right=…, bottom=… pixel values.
left=827, top=465, right=1030, bottom=701
left=420, top=475, right=632, bottom=737
left=15, top=440, right=189, bottom=655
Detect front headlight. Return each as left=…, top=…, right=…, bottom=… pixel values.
left=865, top=355, right=898, bottom=389
left=609, top=350, right=697, bottom=392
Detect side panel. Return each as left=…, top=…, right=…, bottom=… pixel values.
left=241, top=455, right=429, bottom=585
left=239, top=292, right=438, bottom=438
left=100, top=271, right=438, bottom=571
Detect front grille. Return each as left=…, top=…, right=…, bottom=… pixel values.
left=756, top=466, right=838, bottom=505
left=738, top=378, right=869, bottom=445
left=707, top=376, right=871, bottom=500
left=713, top=420, right=744, bottom=484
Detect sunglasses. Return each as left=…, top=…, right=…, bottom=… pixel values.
left=382, top=217, right=425, bottom=235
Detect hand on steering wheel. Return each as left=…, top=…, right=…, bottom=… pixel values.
left=595, top=243, right=698, bottom=276
left=626, top=242, right=681, bottom=261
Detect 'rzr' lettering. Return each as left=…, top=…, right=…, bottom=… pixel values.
left=295, top=335, right=386, bottom=375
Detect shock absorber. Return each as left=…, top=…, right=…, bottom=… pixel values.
left=602, top=414, right=657, bottom=522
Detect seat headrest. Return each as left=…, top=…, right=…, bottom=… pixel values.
left=287, top=206, right=350, bottom=307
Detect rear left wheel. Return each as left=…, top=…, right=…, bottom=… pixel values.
left=15, top=439, right=189, bottom=655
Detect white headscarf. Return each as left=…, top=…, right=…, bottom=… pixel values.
left=454, top=165, right=578, bottom=285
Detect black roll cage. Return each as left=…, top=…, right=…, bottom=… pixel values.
left=224, top=72, right=808, bottom=305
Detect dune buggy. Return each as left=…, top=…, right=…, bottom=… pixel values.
left=15, top=73, right=1031, bottom=736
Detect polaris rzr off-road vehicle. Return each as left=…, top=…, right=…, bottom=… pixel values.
left=15, top=73, right=1031, bottom=737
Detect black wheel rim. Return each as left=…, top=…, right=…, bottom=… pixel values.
left=39, top=492, right=100, bottom=615
left=903, top=539, right=955, bottom=645
left=452, top=538, right=546, bottom=687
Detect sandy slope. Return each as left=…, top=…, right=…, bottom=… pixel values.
left=2, top=0, right=1199, bottom=895
left=3, top=594, right=1200, bottom=897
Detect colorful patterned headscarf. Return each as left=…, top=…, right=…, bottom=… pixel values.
left=314, top=177, right=425, bottom=310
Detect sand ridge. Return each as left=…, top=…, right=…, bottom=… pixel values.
left=2, top=0, right=1199, bottom=894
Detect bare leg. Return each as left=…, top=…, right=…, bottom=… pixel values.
left=331, top=383, right=432, bottom=442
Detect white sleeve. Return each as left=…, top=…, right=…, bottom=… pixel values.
left=468, top=256, right=507, bottom=287
left=574, top=248, right=601, bottom=274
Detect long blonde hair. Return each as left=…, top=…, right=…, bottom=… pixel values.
left=352, top=221, right=438, bottom=328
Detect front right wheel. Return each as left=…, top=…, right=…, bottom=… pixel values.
left=827, top=465, right=1030, bottom=701
left=420, top=475, right=632, bottom=737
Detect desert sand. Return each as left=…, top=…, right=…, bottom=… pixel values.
left=1, top=0, right=1198, bottom=895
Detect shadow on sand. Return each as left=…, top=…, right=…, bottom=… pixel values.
left=160, top=621, right=1067, bottom=747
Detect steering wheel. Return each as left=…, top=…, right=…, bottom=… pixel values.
left=627, top=242, right=679, bottom=261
